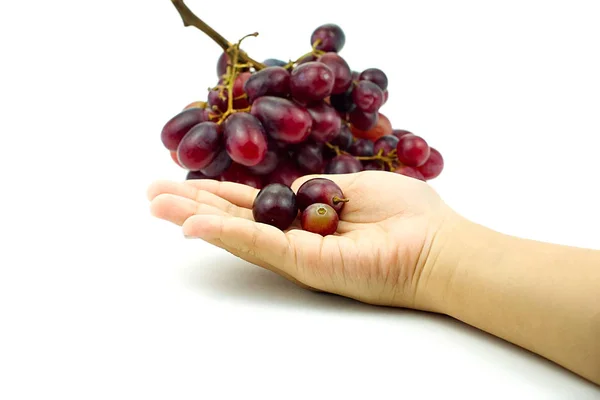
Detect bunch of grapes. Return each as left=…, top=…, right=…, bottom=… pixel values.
left=161, top=1, right=444, bottom=189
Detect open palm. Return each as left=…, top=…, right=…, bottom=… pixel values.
left=148, top=171, right=452, bottom=310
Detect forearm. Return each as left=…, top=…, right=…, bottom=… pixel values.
left=439, top=216, right=600, bottom=385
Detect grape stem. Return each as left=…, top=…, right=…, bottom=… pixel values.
left=332, top=196, right=350, bottom=204
left=170, top=0, right=266, bottom=70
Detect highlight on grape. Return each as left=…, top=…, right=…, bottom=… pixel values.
left=160, top=0, right=445, bottom=191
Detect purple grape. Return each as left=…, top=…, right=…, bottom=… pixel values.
left=263, top=58, right=287, bottom=67
left=243, top=67, right=290, bottom=102
left=252, top=183, right=298, bottom=231
left=310, top=24, right=346, bottom=53
left=247, top=147, right=280, bottom=175
left=352, top=80, right=384, bottom=113
left=330, top=125, right=353, bottom=150
left=325, top=155, right=363, bottom=174
left=396, top=134, right=430, bottom=167
left=268, top=160, right=302, bottom=187
left=307, top=102, right=341, bottom=142
left=161, top=108, right=206, bottom=151
left=317, top=53, right=352, bottom=94
left=223, top=112, right=268, bottom=167
left=295, top=142, right=324, bottom=174
left=359, top=68, right=388, bottom=91
left=349, top=109, right=378, bottom=131
left=348, top=139, right=374, bottom=157
left=290, top=62, right=334, bottom=104
left=251, top=96, right=313, bottom=144
left=217, top=52, right=229, bottom=78
left=176, top=122, right=221, bottom=170
left=200, top=150, right=232, bottom=177
left=373, top=135, right=399, bottom=155
left=362, top=160, right=384, bottom=170
left=392, top=129, right=412, bottom=139
left=186, top=170, right=208, bottom=180
left=296, top=177, right=348, bottom=212
left=329, top=88, right=355, bottom=114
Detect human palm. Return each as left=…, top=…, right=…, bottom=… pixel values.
left=148, top=171, right=452, bottom=311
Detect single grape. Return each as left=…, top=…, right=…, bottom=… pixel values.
left=363, top=160, right=384, bottom=170
left=395, top=165, right=425, bottom=181
left=186, top=170, right=208, bottom=180
left=348, top=139, right=374, bottom=157
left=352, top=80, right=384, bottom=113
left=307, top=102, right=341, bottom=142
left=207, top=88, right=228, bottom=113
left=244, top=66, right=290, bottom=102
left=318, top=53, right=352, bottom=94
left=325, top=155, right=363, bottom=174
left=392, top=129, right=412, bottom=139
left=417, top=148, right=444, bottom=180
left=330, top=125, right=354, bottom=150
left=396, top=134, right=430, bottom=167
left=301, top=203, right=339, bottom=236
left=349, top=108, right=378, bottom=131
left=176, top=122, right=221, bottom=170
left=161, top=108, right=206, bottom=151
left=221, top=163, right=264, bottom=188
left=200, top=150, right=232, bottom=177
left=295, top=141, right=324, bottom=174
left=296, top=177, right=348, bottom=212
left=290, top=62, right=334, bottom=104
left=217, top=52, right=229, bottom=78
left=373, top=135, right=399, bottom=155
left=263, top=58, right=287, bottom=67
left=351, top=112, right=392, bottom=141
left=223, top=112, right=268, bottom=167
left=252, top=183, right=298, bottom=230
left=359, top=68, right=388, bottom=91
left=250, top=96, right=312, bottom=143
left=310, top=24, right=345, bottom=53
left=329, top=88, right=355, bottom=114
left=247, top=146, right=280, bottom=175
left=170, top=150, right=184, bottom=168
left=232, top=72, right=252, bottom=108
left=267, top=160, right=302, bottom=187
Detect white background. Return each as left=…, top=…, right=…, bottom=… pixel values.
left=1, top=0, right=599, bottom=398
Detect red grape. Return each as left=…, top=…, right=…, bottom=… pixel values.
left=200, top=150, right=232, bottom=177
left=373, top=135, right=399, bottom=155
left=296, top=177, right=348, bottom=212
left=251, top=96, right=312, bottom=143
left=310, top=24, right=346, bottom=53
left=317, top=53, right=352, bottom=94
left=301, top=203, right=339, bottom=236
left=295, top=142, right=324, bottom=174
left=223, top=112, right=268, bottom=167
left=392, top=129, right=412, bottom=139
left=221, top=163, right=264, bottom=188
left=232, top=72, right=251, bottom=108
left=263, top=58, right=287, bottom=67
left=359, top=68, right=388, bottom=91
left=176, top=122, right=221, bottom=170
left=351, top=113, right=392, bottom=141
left=217, top=52, right=229, bottom=78
left=349, top=109, right=378, bottom=131
left=352, top=80, right=384, bottom=113
left=161, top=108, right=206, bottom=151
left=330, top=125, right=353, bottom=150
left=170, top=150, right=184, bottom=168
left=307, top=102, right=341, bottom=142
left=243, top=66, right=290, bottom=102
left=417, top=148, right=444, bottom=180
left=325, top=155, right=363, bottom=174
left=395, top=165, right=425, bottom=181
left=247, top=147, right=280, bottom=175
left=329, top=88, right=356, bottom=114
left=383, top=90, right=389, bottom=104
left=268, top=160, right=302, bottom=187
left=290, top=62, right=334, bottom=104
left=186, top=170, right=208, bottom=180
left=252, top=183, right=298, bottom=230
left=183, top=101, right=206, bottom=111
left=348, top=139, right=374, bottom=157
left=208, top=88, right=228, bottom=112
left=396, top=134, right=430, bottom=167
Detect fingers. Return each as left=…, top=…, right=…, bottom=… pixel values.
left=182, top=214, right=301, bottom=278
left=151, top=194, right=234, bottom=225
left=184, top=179, right=259, bottom=209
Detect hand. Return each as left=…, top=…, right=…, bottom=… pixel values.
left=147, top=171, right=457, bottom=312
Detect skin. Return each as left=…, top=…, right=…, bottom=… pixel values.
left=147, top=171, right=600, bottom=385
